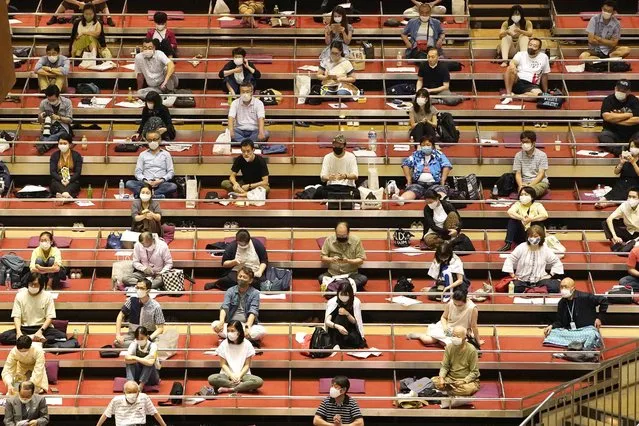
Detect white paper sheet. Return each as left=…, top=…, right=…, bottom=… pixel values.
left=479, top=138, right=499, bottom=145
left=232, top=148, right=262, bottom=155
left=386, top=102, right=411, bottom=110
left=346, top=348, right=382, bottom=358
left=85, top=61, right=117, bottom=71
left=203, top=348, right=218, bottom=355
left=119, top=351, right=128, bottom=356
left=44, top=397, right=63, bottom=406
left=494, top=104, right=524, bottom=110
left=114, top=193, right=133, bottom=200
left=165, top=144, right=192, bottom=152
left=328, top=103, right=348, bottom=109
left=353, top=150, right=377, bottom=157
left=386, top=67, right=416, bottom=72
left=393, top=144, right=410, bottom=151
left=9, top=19, right=22, bottom=24
left=565, top=64, right=585, bottom=73
left=120, top=230, right=141, bottom=242
left=393, top=247, right=424, bottom=257
left=121, top=63, right=137, bottom=71
left=185, top=397, right=206, bottom=405
left=297, top=65, right=319, bottom=72
left=386, top=296, right=422, bottom=306
left=498, top=253, right=509, bottom=259
left=576, top=150, right=609, bottom=157
left=115, top=251, right=133, bottom=257
left=260, top=293, right=287, bottom=300
left=218, top=16, right=235, bottom=21
left=75, top=201, right=95, bottom=207
left=115, top=100, right=144, bottom=108
left=18, top=185, right=48, bottom=193
left=295, top=332, right=307, bottom=344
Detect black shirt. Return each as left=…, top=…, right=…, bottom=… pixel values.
left=231, top=154, right=269, bottom=184
left=601, top=94, right=639, bottom=138
left=417, top=61, right=450, bottom=90
left=551, top=290, right=608, bottom=330
left=137, top=106, right=176, bottom=141
left=620, top=161, right=639, bottom=180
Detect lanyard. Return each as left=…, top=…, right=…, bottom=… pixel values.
left=567, top=299, right=576, bottom=322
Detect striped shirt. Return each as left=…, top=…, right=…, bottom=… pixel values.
left=502, top=242, right=564, bottom=283
left=103, top=393, right=157, bottom=426
left=513, top=148, right=548, bottom=185
left=315, top=395, right=363, bottom=424
left=121, top=297, right=165, bottom=332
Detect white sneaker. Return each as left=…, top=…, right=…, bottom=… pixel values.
left=501, top=96, right=513, bottom=105
left=391, top=193, right=404, bottom=206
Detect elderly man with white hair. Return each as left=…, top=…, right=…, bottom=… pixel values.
left=97, top=380, right=167, bottom=426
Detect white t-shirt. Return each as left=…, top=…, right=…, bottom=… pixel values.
left=320, top=151, right=358, bottom=187
left=428, top=254, right=464, bottom=280
left=216, top=339, right=255, bottom=375
left=432, top=203, right=448, bottom=227
left=513, top=51, right=550, bottom=85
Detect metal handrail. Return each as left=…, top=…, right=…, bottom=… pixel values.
left=518, top=392, right=555, bottom=426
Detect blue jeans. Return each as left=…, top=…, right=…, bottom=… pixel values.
left=126, top=362, right=159, bottom=386
left=232, top=128, right=270, bottom=143
left=125, top=180, right=177, bottom=199
left=41, top=128, right=68, bottom=142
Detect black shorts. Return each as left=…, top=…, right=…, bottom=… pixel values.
left=513, top=79, right=540, bottom=95
left=587, top=48, right=609, bottom=59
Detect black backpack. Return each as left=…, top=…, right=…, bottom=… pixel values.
left=606, top=286, right=633, bottom=304
left=386, top=83, right=416, bottom=102
left=309, top=327, right=333, bottom=358
left=446, top=61, right=464, bottom=72
left=0, top=253, right=30, bottom=289
left=436, top=112, right=460, bottom=143
left=0, top=160, right=11, bottom=195
left=173, top=89, right=196, bottom=108
left=393, top=276, right=415, bottom=298
left=495, top=172, right=517, bottom=197
left=448, top=174, right=480, bottom=201
left=585, top=61, right=631, bottom=73
left=393, top=229, right=414, bottom=248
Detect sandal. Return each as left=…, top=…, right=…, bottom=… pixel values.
left=195, top=386, right=217, bottom=397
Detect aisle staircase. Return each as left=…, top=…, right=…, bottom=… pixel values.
left=469, top=0, right=551, bottom=29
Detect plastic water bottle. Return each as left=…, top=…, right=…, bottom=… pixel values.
left=119, top=179, right=125, bottom=197
left=5, top=271, right=10, bottom=289
left=368, top=128, right=377, bottom=151
left=87, top=184, right=93, bottom=199
left=492, top=184, right=499, bottom=199
left=273, top=4, right=279, bottom=14
left=127, top=87, right=134, bottom=102
left=396, top=50, right=403, bottom=67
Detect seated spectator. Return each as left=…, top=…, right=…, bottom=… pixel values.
left=2, top=337, right=48, bottom=395
left=125, top=136, right=176, bottom=199
left=544, top=279, right=606, bottom=346
left=421, top=189, right=461, bottom=250
left=325, top=280, right=365, bottom=349
left=319, top=6, right=353, bottom=68
left=428, top=242, right=470, bottom=298
left=501, top=38, right=549, bottom=105
left=228, top=83, right=269, bottom=143
left=221, top=139, right=270, bottom=196
left=211, top=267, right=266, bottom=342
left=115, top=278, right=165, bottom=348
left=3, top=381, right=49, bottom=425
left=146, top=12, right=177, bottom=58
left=432, top=325, right=480, bottom=405
left=498, top=5, right=533, bottom=66
left=210, top=230, right=268, bottom=291
left=408, top=288, right=481, bottom=348
left=314, top=134, right=359, bottom=201
left=401, top=3, right=445, bottom=59
left=208, top=320, right=264, bottom=393
left=317, top=41, right=357, bottom=98
left=238, top=0, right=264, bottom=28
left=596, top=137, right=639, bottom=208
left=409, top=89, right=438, bottom=141
left=97, top=380, right=167, bottom=426
left=131, top=184, right=163, bottom=234
left=603, top=188, right=639, bottom=249
left=319, top=221, right=368, bottom=290
left=416, top=47, right=462, bottom=106
left=30, top=231, right=65, bottom=291
left=499, top=186, right=548, bottom=252
left=513, top=130, right=549, bottom=197
left=34, top=42, right=69, bottom=92
left=135, top=37, right=179, bottom=98
left=38, top=84, right=73, bottom=143
left=123, top=232, right=173, bottom=289
left=125, top=326, right=160, bottom=391
left=49, top=0, right=115, bottom=26
left=619, top=245, right=639, bottom=290
left=50, top=134, right=83, bottom=200
left=313, top=376, right=364, bottom=426
left=133, top=92, right=176, bottom=142
left=598, top=80, right=639, bottom=157
left=219, top=47, right=261, bottom=95
left=393, top=133, right=452, bottom=205
left=70, top=5, right=104, bottom=59
left=580, top=0, right=630, bottom=60
left=404, top=0, right=447, bottom=18
left=0, top=272, right=68, bottom=346
left=502, top=225, right=564, bottom=293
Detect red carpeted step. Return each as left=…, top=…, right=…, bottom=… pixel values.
left=290, top=278, right=390, bottom=304
left=291, top=377, right=394, bottom=409
left=184, top=377, right=289, bottom=409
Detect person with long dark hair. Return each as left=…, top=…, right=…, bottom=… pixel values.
left=324, top=280, right=365, bottom=349
left=409, top=89, right=438, bottom=140
left=50, top=134, right=83, bottom=199
left=428, top=242, right=470, bottom=300
left=498, top=5, right=533, bottom=67
left=70, top=5, right=102, bottom=59
left=499, top=186, right=548, bottom=252
left=320, top=6, right=353, bottom=68
left=133, top=91, right=176, bottom=142
left=124, top=326, right=160, bottom=391
left=30, top=231, right=65, bottom=290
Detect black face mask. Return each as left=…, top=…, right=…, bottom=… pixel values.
left=333, top=147, right=344, bottom=155
left=336, top=236, right=349, bottom=243
left=527, top=48, right=537, bottom=56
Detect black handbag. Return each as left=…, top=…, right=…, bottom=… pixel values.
left=327, top=190, right=356, bottom=210
left=99, top=344, right=120, bottom=358
left=159, top=381, right=184, bottom=406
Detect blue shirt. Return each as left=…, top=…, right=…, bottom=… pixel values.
left=134, top=149, right=175, bottom=182
left=586, top=14, right=621, bottom=55
left=402, top=17, right=445, bottom=56
left=402, top=148, right=452, bottom=183
left=34, top=55, right=70, bottom=75
left=222, top=285, right=261, bottom=324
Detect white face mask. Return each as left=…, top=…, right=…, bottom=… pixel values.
left=528, top=237, right=541, bottom=246
left=148, top=141, right=159, bottom=151
left=140, top=193, right=151, bottom=202
left=333, top=16, right=343, bottom=23
left=136, top=289, right=147, bottom=298
left=241, top=93, right=252, bottom=103
left=155, top=24, right=166, bottom=31
left=338, top=295, right=350, bottom=303
left=519, top=195, right=532, bottom=205
left=329, top=387, right=342, bottom=399
left=142, top=49, right=154, bottom=59
left=521, top=143, right=533, bottom=152
left=451, top=336, right=463, bottom=346
left=47, top=55, right=59, bottom=63
left=227, top=332, right=239, bottom=342
left=630, top=148, right=639, bottom=156
left=233, top=57, right=244, bottom=66
left=125, top=393, right=138, bottom=404
left=628, top=198, right=639, bottom=208
left=420, top=16, right=430, bottom=23
left=40, top=241, right=51, bottom=251
left=602, top=11, right=612, bottom=20
left=19, top=397, right=32, bottom=404
left=511, top=15, right=521, bottom=23
left=428, top=201, right=438, bottom=209
left=615, top=91, right=627, bottom=102
left=135, top=339, right=147, bottom=347
left=58, top=144, right=69, bottom=153
left=28, top=287, right=40, bottom=295
left=416, top=97, right=427, bottom=106
left=560, top=288, right=573, bottom=298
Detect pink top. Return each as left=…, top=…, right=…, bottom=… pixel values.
left=132, top=239, right=173, bottom=274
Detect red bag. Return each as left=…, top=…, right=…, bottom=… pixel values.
left=299, top=333, right=313, bottom=358
left=494, top=277, right=513, bottom=293
left=416, top=40, right=429, bottom=52
left=524, top=286, right=548, bottom=294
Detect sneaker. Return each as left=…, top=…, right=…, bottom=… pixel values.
left=498, top=242, right=512, bottom=252
left=541, top=122, right=548, bottom=128
left=386, top=180, right=399, bottom=196
left=501, top=95, right=513, bottom=105
left=534, top=122, right=541, bottom=128
left=46, top=16, right=58, bottom=25
left=223, top=222, right=231, bottom=229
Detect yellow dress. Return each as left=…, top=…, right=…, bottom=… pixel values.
left=1, top=346, right=48, bottom=392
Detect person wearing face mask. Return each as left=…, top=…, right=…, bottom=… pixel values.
left=513, top=130, right=549, bottom=198
left=208, top=320, right=264, bottom=394
left=34, top=42, right=69, bottom=92
left=598, top=80, right=639, bottom=157
left=431, top=325, right=480, bottom=405
left=3, top=380, right=49, bottom=425
left=38, top=84, right=73, bottom=144
left=404, top=0, right=447, bottom=19
left=133, top=91, right=176, bottom=142
left=317, top=41, right=358, bottom=99
left=123, top=232, right=173, bottom=289
left=115, top=278, right=166, bottom=348
left=125, top=130, right=177, bottom=199
left=49, top=133, right=83, bottom=200
left=146, top=12, right=178, bottom=58
left=426, top=242, right=470, bottom=301
left=603, top=188, right=639, bottom=251
left=319, top=6, right=353, bottom=69
left=218, top=47, right=261, bottom=95
left=502, top=224, right=564, bottom=293
left=415, top=47, right=463, bottom=105
left=325, top=280, right=365, bottom=349
left=596, top=138, right=639, bottom=209
left=2, top=337, right=48, bottom=396
left=394, top=133, right=452, bottom=206
left=69, top=4, right=102, bottom=59
left=97, top=380, right=167, bottom=426
left=498, top=5, right=533, bottom=66
left=220, top=139, right=270, bottom=198
left=313, top=376, right=364, bottom=426
left=124, top=326, right=161, bottom=391
left=314, top=134, right=359, bottom=202
left=499, top=186, right=548, bottom=252
left=209, top=230, right=268, bottom=291
left=421, top=189, right=461, bottom=250
left=131, top=184, right=163, bottom=235
left=227, top=83, right=269, bottom=143
left=211, top=267, right=267, bottom=343
left=501, top=37, right=549, bottom=105
left=543, top=278, right=607, bottom=351
left=30, top=231, right=65, bottom=291
left=319, top=221, right=368, bottom=291
left=134, top=37, right=179, bottom=99
left=580, top=0, right=629, bottom=61
left=49, top=0, right=115, bottom=26
left=409, top=89, right=439, bottom=140
left=401, top=3, right=446, bottom=59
